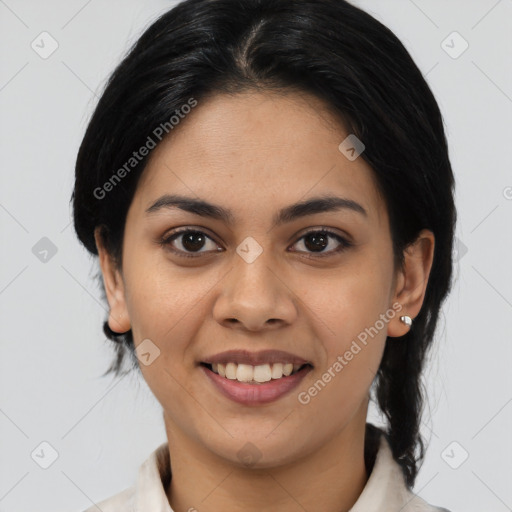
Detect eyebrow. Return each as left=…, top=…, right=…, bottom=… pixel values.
left=145, top=193, right=368, bottom=227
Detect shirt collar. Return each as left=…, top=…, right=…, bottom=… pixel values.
left=134, top=430, right=423, bottom=511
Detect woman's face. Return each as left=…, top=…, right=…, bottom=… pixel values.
left=97, top=90, right=433, bottom=468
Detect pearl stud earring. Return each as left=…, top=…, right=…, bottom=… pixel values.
left=400, top=315, right=412, bottom=327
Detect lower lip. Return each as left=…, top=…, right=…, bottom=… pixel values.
left=200, top=364, right=312, bottom=405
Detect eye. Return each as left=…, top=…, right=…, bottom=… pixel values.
left=290, top=228, right=352, bottom=258
left=159, top=227, right=352, bottom=259
left=159, top=228, right=221, bottom=258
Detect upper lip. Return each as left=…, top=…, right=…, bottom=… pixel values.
left=201, top=349, right=312, bottom=367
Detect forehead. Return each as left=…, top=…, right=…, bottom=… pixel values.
left=131, top=91, right=386, bottom=226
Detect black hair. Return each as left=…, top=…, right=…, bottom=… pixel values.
left=72, top=0, right=456, bottom=488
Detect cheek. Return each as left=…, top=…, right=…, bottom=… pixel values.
left=123, top=261, right=223, bottom=380
left=299, top=258, right=393, bottom=340
left=124, top=251, right=209, bottom=339
left=125, top=268, right=208, bottom=408
left=295, top=255, right=392, bottom=395
left=294, top=275, right=389, bottom=428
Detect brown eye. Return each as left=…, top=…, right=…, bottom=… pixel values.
left=160, top=229, right=222, bottom=258
left=159, top=227, right=352, bottom=259
left=290, top=229, right=352, bottom=258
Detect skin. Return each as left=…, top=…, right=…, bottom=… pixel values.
left=95, top=90, right=434, bottom=512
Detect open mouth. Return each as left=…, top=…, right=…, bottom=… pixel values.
left=199, top=360, right=314, bottom=403
left=200, top=362, right=313, bottom=383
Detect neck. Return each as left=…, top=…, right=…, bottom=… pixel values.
left=164, top=404, right=371, bottom=512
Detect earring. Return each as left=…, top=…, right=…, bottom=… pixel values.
left=400, top=315, right=412, bottom=327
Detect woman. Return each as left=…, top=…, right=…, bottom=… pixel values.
left=72, top=0, right=456, bottom=510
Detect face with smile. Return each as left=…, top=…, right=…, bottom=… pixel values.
left=95, top=90, right=434, bottom=510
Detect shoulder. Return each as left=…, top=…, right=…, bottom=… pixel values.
left=354, top=426, right=452, bottom=512
left=81, top=485, right=135, bottom=512
left=400, top=488, right=452, bottom=512
left=79, top=442, right=171, bottom=512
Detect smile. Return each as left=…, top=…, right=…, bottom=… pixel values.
left=200, top=363, right=313, bottom=405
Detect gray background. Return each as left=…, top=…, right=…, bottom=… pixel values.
left=1, top=1, right=511, bottom=511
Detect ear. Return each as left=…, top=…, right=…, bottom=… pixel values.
left=94, top=226, right=131, bottom=334
left=387, top=229, right=435, bottom=337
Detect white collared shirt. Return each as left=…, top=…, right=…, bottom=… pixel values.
left=83, top=434, right=450, bottom=512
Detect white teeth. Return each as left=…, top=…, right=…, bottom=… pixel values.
left=207, top=361, right=306, bottom=383
left=253, top=364, right=272, bottom=383
left=283, top=363, right=293, bottom=376
left=271, top=363, right=283, bottom=379
left=236, top=364, right=253, bottom=382
left=225, top=362, right=237, bottom=380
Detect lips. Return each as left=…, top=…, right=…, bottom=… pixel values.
left=200, top=349, right=313, bottom=367
left=201, top=363, right=313, bottom=405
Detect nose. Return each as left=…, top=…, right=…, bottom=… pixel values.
left=212, top=250, right=298, bottom=332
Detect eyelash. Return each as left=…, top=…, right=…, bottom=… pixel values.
left=158, top=227, right=353, bottom=259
